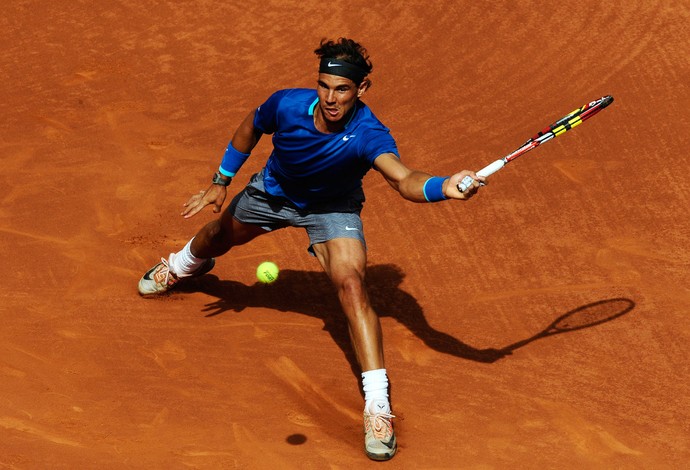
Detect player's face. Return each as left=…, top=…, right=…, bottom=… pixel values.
left=315, top=73, right=367, bottom=131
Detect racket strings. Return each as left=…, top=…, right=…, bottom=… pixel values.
left=552, top=298, right=634, bottom=332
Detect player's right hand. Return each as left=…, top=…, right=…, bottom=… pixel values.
left=446, top=170, right=485, bottom=200
left=181, top=184, right=227, bottom=218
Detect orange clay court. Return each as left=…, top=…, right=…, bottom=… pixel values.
left=1, top=1, right=689, bottom=468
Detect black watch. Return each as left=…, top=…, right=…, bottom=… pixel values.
left=212, top=172, right=231, bottom=186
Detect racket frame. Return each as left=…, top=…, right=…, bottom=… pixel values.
left=458, top=95, right=614, bottom=192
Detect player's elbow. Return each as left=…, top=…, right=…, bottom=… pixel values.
left=396, top=179, right=424, bottom=203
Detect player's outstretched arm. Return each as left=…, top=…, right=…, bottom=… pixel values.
left=373, top=153, right=484, bottom=202
left=181, top=110, right=263, bottom=219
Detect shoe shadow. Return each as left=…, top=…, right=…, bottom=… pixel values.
left=179, top=264, right=635, bottom=369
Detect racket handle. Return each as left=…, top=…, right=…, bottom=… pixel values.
left=477, top=159, right=506, bottom=178
left=457, top=159, right=506, bottom=192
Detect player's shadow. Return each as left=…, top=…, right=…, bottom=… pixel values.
left=180, top=265, right=635, bottom=370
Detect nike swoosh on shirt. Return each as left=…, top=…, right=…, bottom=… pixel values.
left=345, top=226, right=359, bottom=231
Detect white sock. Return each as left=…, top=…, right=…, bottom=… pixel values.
left=362, top=368, right=391, bottom=414
left=171, top=238, right=206, bottom=277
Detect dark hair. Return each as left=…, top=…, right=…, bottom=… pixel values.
left=314, top=38, right=373, bottom=77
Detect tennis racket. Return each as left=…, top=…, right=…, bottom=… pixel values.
left=458, top=95, right=614, bottom=192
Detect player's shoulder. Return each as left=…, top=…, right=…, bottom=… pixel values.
left=269, top=88, right=317, bottom=105
left=352, top=101, right=392, bottom=134
left=258, top=88, right=317, bottom=121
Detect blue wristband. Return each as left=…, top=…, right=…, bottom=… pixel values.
left=422, top=176, right=449, bottom=202
left=219, top=142, right=251, bottom=177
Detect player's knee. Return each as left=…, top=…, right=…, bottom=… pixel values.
left=336, top=273, right=366, bottom=301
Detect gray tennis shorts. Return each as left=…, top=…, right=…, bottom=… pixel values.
left=228, top=172, right=366, bottom=255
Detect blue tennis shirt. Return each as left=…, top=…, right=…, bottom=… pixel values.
left=253, top=88, right=399, bottom=209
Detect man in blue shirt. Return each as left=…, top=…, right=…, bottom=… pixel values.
left=138, top=37, right=483, bottom=461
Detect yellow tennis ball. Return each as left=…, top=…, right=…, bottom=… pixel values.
left=256, top=261, right=279, bottom=284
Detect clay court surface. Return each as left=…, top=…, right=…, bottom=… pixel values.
left=2, top=1, right=689, bottom=468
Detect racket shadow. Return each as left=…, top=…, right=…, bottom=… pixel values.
left=499, top=297, right=636, bottom=354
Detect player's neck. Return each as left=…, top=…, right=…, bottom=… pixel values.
left=314, top=106, right=354, bottom=134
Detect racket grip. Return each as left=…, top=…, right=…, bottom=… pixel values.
left=458, top=159, right=506, bottom=193
left=476, top=159, right=506, bottom=178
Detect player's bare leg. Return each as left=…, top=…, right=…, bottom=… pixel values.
left=138, top=210, right=266, bottom=295
left=312, top=238, right=397, bottom=461
left=191, top=208, right=268, bottom=258
left=312, top=238, right=383, bottom=369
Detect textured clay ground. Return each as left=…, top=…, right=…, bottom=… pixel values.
left=1, top=1, right=689, bottom=468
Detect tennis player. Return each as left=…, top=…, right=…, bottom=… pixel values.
left=138, top=37, right=483, bottom=460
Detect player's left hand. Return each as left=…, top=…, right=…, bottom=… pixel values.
left=446, top=171, right=485, bottom=200
left=181, top=184, right=227, bottom=218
